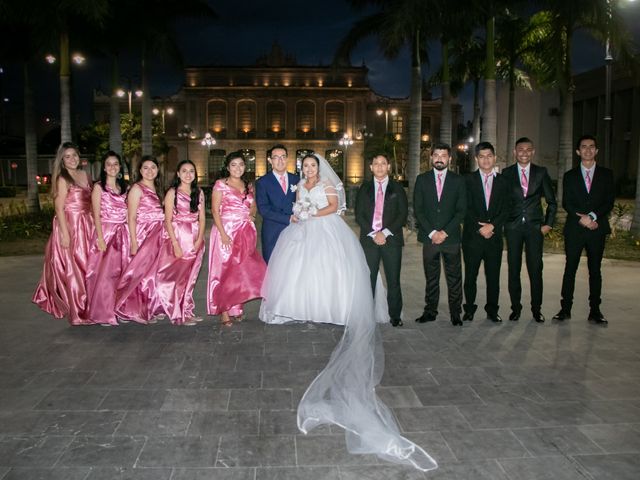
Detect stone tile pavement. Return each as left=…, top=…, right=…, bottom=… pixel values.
left=1, top=220, right=639, bottom=479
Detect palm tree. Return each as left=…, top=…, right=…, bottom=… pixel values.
left=523, top=1, right=635, bottom=202
left=0, top=0, right=48, bottom=213
left=336, top=0, right=444, bottom=225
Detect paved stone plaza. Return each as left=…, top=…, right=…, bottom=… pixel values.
left=1, top=223, right=639, bottom=480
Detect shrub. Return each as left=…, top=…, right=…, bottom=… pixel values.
left=0, top=205, right=54, bottom=241
left=0, top=186, right=17, bottom=198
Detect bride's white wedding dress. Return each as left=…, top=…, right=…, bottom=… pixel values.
left=259, top=155, right=438, bottom=472
left=259, top=181, right=387, bottom=325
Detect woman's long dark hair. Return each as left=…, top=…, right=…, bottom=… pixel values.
left=171, top=160, right=201, bottom=213
left=99, top=151, right=127, bottom=195
left=218, top=151, right=250, bottom=199
left=135, top=155, right=163, bottom=207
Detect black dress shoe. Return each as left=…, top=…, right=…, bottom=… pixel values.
left=463, top=312, right=474, bottom=321
left=553, top=310, right=571, bottom=321
left=451, top=315, right=463, bottom=326
left=509, top=311, right=521, bottom=321
left=487, top=313, right=502, bottom=323
left=588, top=311, right=608, bottom=324
left=390, top=318, right=403, bottom=327
left=533, top=312, right=545, bottom=323
left=415, top=312, right=436, bottom=323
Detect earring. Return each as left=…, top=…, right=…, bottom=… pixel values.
left=117, top=173, right=123, bottom=179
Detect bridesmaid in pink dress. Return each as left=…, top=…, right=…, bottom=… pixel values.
left=86, top=151, right=129, bottom=325
left=156, top=160, right=206, bottom=325
left=32, top=142, right=94, bottom=325
left=115, top=155, right=166, bottom=324
left=207, top=151, right=266, bottom=325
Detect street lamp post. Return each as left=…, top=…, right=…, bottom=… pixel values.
left=376, top=107, right=398, bottom=133
left=338, top=133, right=353, bottom=183
left=178, top=124, right=195, bottom=160
left=152, top=106, right=174, bottom=134
left=117, top=86, right=143, bottom=115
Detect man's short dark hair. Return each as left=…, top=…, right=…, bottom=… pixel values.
left=515, top=137, right=534, bottom=147
left=474, top=141, right=495, bottom=157
left=432, top=142, right=451, bottom=155
left=576, top=134, right=597, bottom=150
left=268, top=144, right=288, bottom=158
left=369, top=153, right=390, bottom=165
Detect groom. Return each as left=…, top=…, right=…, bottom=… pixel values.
left=355, top=154, right=408, bottom=327
left=256, top=144, right=299, bottom=263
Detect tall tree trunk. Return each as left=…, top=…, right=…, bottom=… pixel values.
left=24, top=62, right=40, bottom=213
left=406, top=32, right=422, bottom=229
left=59, top=30, right=72, bottom=143
left=557, top=89, right=573, bottom=204
left=482, top=16, right=497, bottom=152
left=109, top=55, right=122, bottom=154
left=471, top=78, right=481, bottom=171
left=440, top=41, right=452, bottom=147
left=141, top=42, right=152, bottom=156
left=506, top=67, right=517, bottom=165
left=632, top=157, right=640, bottom=235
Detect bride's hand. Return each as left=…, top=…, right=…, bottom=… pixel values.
left=290, top=214, right=298, bottom=223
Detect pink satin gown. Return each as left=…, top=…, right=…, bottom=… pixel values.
left=86, top=185, right=130, bottom=325
left=115, top=184, right=166, bottom=323
left=32, top=184, right=94, bottom=325
left=207, top=179, right=266, bottom=316
left=156, top=189, right=205, bottom=324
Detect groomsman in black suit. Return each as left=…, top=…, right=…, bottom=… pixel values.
left=414, top=143, right=467, bottom=326
left=355, top=154, right=408, bottom=327
left=553, top=135, right=614, bottom=324
left=502, top=137, right=557, bottom=323
left=462, top=142, right=508, bottom=323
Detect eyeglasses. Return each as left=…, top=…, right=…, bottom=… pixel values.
left=270, top=155, right=287, bottom=161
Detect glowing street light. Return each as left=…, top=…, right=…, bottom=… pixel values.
left=152, top=106, right=174, bottom=134
left=117, top=87, right=143, bottom=115
left=376, top=107, right=398, bottom=133
left=338, top=133, right=353, bottom=183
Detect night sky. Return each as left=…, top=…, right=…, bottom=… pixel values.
left=2, top=0, right=640, bottom=132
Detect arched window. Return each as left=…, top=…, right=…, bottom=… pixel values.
left=207, top=148, right=226, bottom=184
left=207, top=100, right=227, bottom=139
left=325, top=149, right=343, bottom=179
left=266, top=101, right=286, bottom=138
left=325, top=101, right=345, bottom=139
left=237, top=100, right=257, bottom=138
left=296, top=100, right=315, bottom=139
left=240, top=149, right=256, bottom=181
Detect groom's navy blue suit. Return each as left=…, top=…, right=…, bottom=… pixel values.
left=256, top=171, right=299, bottom=263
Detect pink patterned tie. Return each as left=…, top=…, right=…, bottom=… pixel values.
left=484, top=173, right=492, bottom=209
left=520, top=168, right=528, bottom=197
left=436, top=173, right=443, bottom=201
left=585, top=170, right=592, bottom=193
left=279, top=174, right=287, bottom=193
left=372, top=181, right=384, bottom=231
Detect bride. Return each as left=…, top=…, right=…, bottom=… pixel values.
left=259, top=153, right=438, bottom=472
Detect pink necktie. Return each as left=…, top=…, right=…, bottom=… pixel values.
left=585, top=171, right=592, bottom=193
left=372, top=181, right=384, bottom=231
left=436, top=173, right=443, bottom=201
left=484, top=173, right=491, bottom=208
left=520, top=169, right=528, bottom=197
left=279, top=174, right=287, bottom=193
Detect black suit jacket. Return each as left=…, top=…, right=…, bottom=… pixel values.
left=414, top=169, right=466, bottom=245
left=562, top=164, right=614, bottom=237
left=462, top=171, right=508, bottom=245
left=502, top=163, right=557, bottom=229
left=355, top=178, right=408, bottom=247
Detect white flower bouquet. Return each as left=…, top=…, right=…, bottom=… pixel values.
left=292, top=197, right=318, bottom=221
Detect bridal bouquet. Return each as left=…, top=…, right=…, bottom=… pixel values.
left=292, top=197, right=318, bottom=221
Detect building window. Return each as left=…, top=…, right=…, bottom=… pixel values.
left=207, top=148, right=226, bottom=184
left=325, top=149, right=344, bottom=179
left=237, top=100, right=257, bottom=138
left=296, top=101, right=315, bottom=138
left=266, top=100, right=286, bottom=138
left=325, top=101, right=345, bottom=139
left=392, top=115, right=403, bottom=136
left=239, top=149, right=256, bottom=181
left=207, top=100, right=227, bottom=139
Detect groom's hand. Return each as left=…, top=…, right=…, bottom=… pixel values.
left=373, top=231, right=386, bottom=245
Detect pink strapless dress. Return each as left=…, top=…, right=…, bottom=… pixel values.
left=156, top=189, right=205, bottom=324
left=115, top=184, right=165, bottom=323
left=32, top=184, right=94, bottom=325
left=207, top=180, right=266, bottom=316
left=86, top=185, right=129, bottom=325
